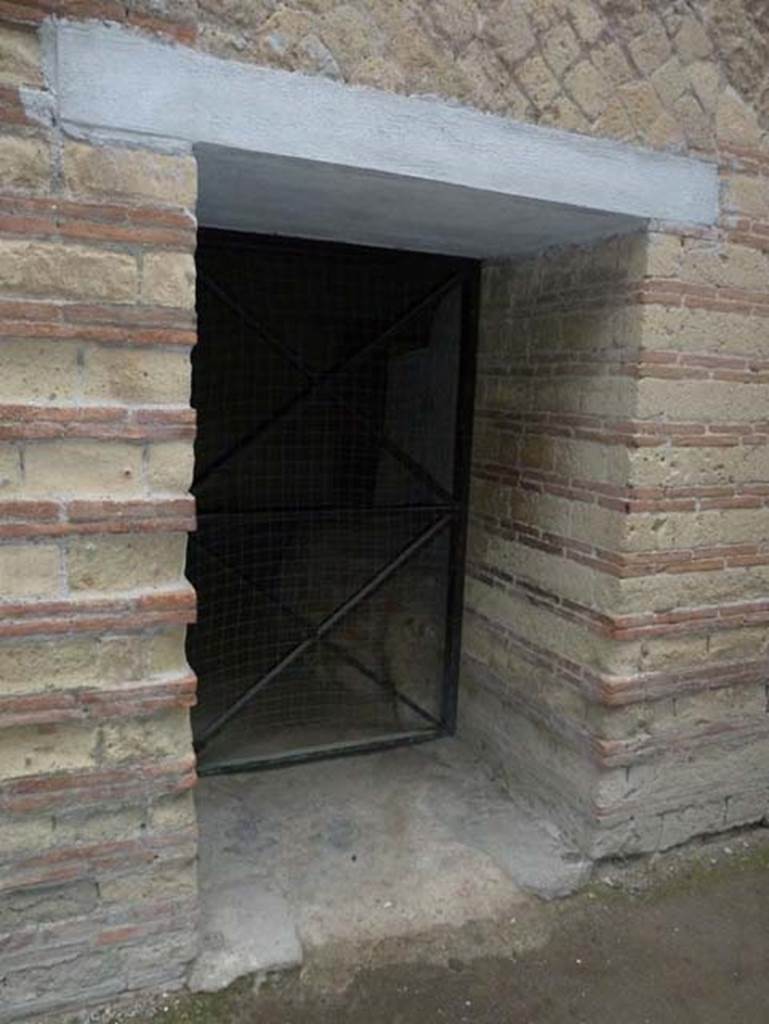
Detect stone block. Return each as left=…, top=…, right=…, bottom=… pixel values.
left=481, top=0, right=535, bottom=65
left=715, top=88, right=762, bottom=149
left=590, top=40, right=634, bottom=87
left=98, top=860, right=197, bottom=905
left=625, top=505, right=766, bottom=551
left=148, top=790, right=197, bottom=833
left=0, top=881, right=98, bottom=931
left=681, top=239, right=768, bottom=292
left=0, top=135, right=51, bottom=192
left=20, top=441, right=145, bottom=498
left=0, top=634, right=142, bottom=693
left=0, top=241, right=137, bottom=302
left=722, top=174, right=769, bottom=219
left=628, top=16, right=672, bottom=75
left=99, top=708, right=193, bottom=765
left=686, top=60, right=719, bottom=113
left=674, top=15, right=712, bottom=64
left=63, top=142, right=197, bottom=208
left=0, top=339, right=80, bottom=404
left=569, top=2, right=605, bottom=44
left=620, top=564, right=769, bottom=616
left=146, top=440, right=195, bottom=494
left=516, top=54, right=560, bottom=108
left=0, top=445, right=22, bottom=493
left=639, top=304, right=768, bottom=358
left=141, top=252, right=196, bottom=308
left=672, top=92, right=714, bottom=149
left=0, top=812, right=54, bottom=857
left=650, top=56, right=688, bottom=107
left=0, top=24, right=42, bottom=86
left=593, top=96, right=635, bottom=140
left=0, top=723, right=99, bottom=781
left=147, top=626, right=190, bottom=676
left=637, top=377, right=769, bottom=422
left=540, top=22, right=581, bottom=77
left=564, top=60, right=612, bottom=119
left=67, top=532, right=188, bottom=593
left=629, top=441, right=769, bottom=489
left=83, top=345, right=191, bottom=405
left=0, top=542, right=61, bottom=599
left=619, top=80, right=664, bottom=133
left=50, top=804, right=148, bottom=847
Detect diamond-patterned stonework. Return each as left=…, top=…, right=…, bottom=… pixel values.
left=167, top=0, right=769, bottom=156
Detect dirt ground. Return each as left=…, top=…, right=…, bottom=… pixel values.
left=88, top=827, right=769, bottom=1024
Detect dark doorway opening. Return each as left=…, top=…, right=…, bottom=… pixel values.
left=187, top=229, right=479, bottom=774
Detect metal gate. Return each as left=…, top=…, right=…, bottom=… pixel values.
left=187, top=230, right=479, bottom=774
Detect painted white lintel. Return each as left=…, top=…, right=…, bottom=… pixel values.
left=52, top=21, right=718, bottom=231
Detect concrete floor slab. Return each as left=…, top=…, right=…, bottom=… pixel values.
left=189, top=882, right=302, bottom=992
left=191, top=739, right=591, bottom=990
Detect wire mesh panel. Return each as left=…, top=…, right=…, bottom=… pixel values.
left=188, top=230, right=479, bottom=774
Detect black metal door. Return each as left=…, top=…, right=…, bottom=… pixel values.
left=187, top=230, right=479, bottom=774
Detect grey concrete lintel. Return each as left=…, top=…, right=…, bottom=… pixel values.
left=51, top=21, right=719, bottom=257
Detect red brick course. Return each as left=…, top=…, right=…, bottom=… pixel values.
left=0, top=587, right=196, bottom=637
left=466, top=606, right=768, bottom=708
left=0, top=497, right=196, bottom=537
left=475, top=408, right=769, bottom=448
left=0, top=674, right=197, bottom=728
left=0, top=756, right=196, bottom=816
left=0, top=826, right=197, bottom=891
left=0, top=405, right=195, bottom=441
left=469, top=558, right=769, bottom=639
left=0, top=0, right=196, bottom=43
left=0, top=83, right=32, bottom=125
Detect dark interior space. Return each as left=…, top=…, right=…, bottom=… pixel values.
left=187, top=230, right=478, bottom=773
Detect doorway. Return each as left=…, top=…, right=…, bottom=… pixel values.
left=187, top=230, right=479, bottom=773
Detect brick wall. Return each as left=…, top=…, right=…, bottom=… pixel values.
left=0, top=18, right=199, bottom=1020
left=461, top=200, right=769, bottom=856
left=462, top=233, right=649, bottom=854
